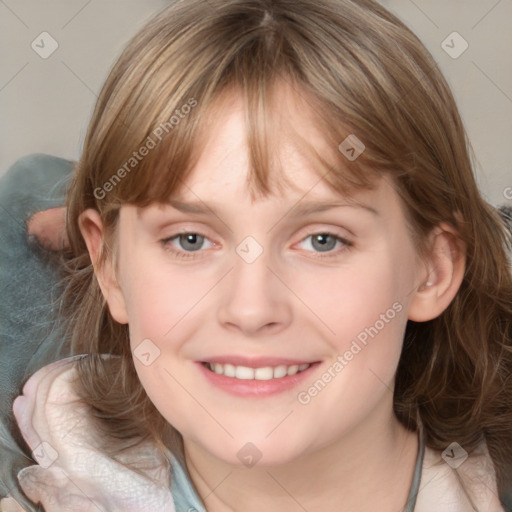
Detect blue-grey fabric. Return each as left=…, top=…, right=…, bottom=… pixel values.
left=1, top=154, right=511, bottom=511
left=0, top=154, right=73, bottom=510
left=170, top=454, right=207, bottom=512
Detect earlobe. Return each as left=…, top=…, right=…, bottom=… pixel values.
left=407, top=224, right=466, bottom=322
left=79, top=209, right=129, bottom=324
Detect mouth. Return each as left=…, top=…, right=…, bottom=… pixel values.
left=197, top=358, right=321, bottom=397
left=201, top=361, right=312, bottom=380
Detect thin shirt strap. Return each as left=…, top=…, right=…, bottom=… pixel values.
left=403, top=424, right=426, bottom=512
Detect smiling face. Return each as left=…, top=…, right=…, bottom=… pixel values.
left=85, top=86, right=430, bottom=467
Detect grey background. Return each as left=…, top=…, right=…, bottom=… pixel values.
left=0, top=0, right=511, bottom=206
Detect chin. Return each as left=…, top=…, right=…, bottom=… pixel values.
left=206, top=435, right=311, bottom=468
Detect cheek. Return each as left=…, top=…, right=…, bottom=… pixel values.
left=119, top=256, right=212, bottom=432
left=120, top=255, right=212, bottom=347
left=295, top=252, right=409, bottom=346
left=292, top=268, right=409, bottom=447
left=293, top=248, right=414, bottom=417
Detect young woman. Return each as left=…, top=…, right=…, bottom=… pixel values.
left=2, top=0, right=511, bottom=510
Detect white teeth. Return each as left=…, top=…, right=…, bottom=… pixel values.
left=235, top=366, right=255, bottom=380
left=273, top=365, right=288, bottom=378
left=287, top=365, right=299, bottom=376
left=206, top=362, right=311, bottom=380
left=254, top=367, right=274, bottom=380
left=223, top=363, right=236, bottom=377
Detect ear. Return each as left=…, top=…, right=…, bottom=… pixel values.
left=407, top=223, right=466, bottom=322
left=79, top=209, right=129, bottom=324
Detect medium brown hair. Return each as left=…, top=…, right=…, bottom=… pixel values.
left=60, top=0, right=512, bottom=505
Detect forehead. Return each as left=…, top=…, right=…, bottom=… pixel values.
left=175, top=82, right=352, bottom=202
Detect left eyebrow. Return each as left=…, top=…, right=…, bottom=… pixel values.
left=288, top=201, right=379, bottom=217
left=166, top=199, right=379, bottom=217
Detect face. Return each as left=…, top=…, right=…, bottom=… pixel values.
left=106, top=87, right=426, bottom=467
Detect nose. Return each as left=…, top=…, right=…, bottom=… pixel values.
left=217, top=243, right=292, bottom=337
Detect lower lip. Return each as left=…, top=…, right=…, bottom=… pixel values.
left=196, top=362, right=321, bottom=397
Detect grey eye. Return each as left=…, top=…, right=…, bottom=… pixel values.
left=176, top=233, right=205, bottom=251
left=309, top=234, right=339, bottom=252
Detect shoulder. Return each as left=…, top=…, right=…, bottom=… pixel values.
left=416, top=440, right=506, bottom=512
left=9, top=356, right=177, bottom=512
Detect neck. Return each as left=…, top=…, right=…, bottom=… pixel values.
left=183, top=399, right=419, bottom=512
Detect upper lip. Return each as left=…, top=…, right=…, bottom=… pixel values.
left=199, top=356, right=319, bottom=368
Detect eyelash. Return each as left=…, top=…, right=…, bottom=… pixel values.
left=160, top=231, right=353, bottom=261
